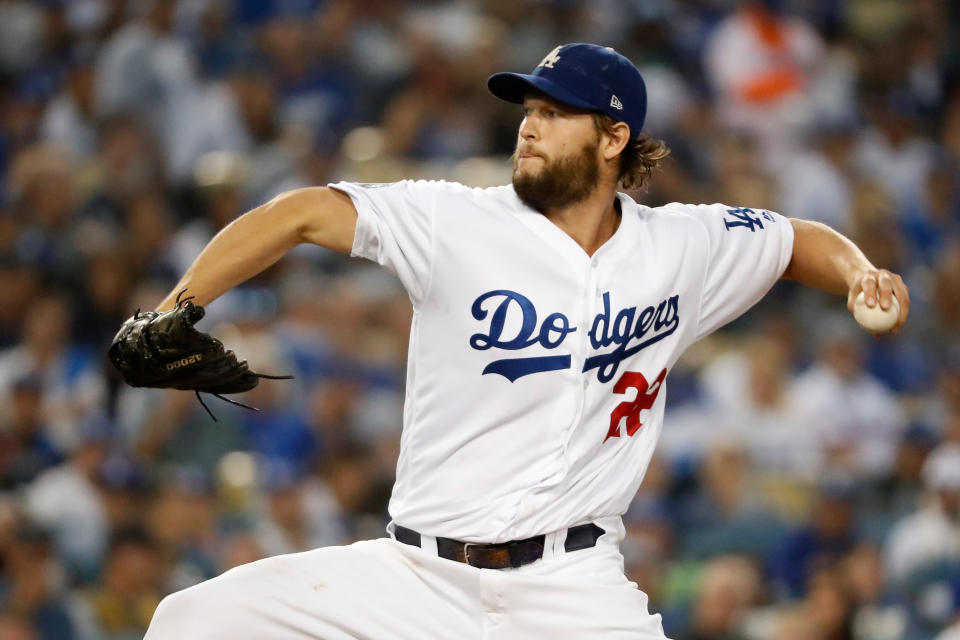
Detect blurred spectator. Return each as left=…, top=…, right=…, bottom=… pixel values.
left=932, top=244, right=960, bottom=340
left=0, top=612, right=38, bottom=640
left=700, top=336, right=819, bottom=480
left=23, top=414, right=112, bottom=582
left=253, top=461, right=348, bottom=556
left=97, top=453, right=150, bottom=533
left=0, top=292, right=106, bottom=454
left=73, top=250, right=136, bottom=347
left=843, top=543, right=888, bottom=608
left=862, top=425, right=939, bottom=535
left=93, top=0, right=189, bottom=166
left=188, top=1, right=247, bottom=80
left=0, top=1, right=47, bottom=75
left=316, top=442, right=388, bottom=540
left=900, top=161, right=960, bottom=265
left=260, top=14, right=354, bottom=146
left=145, top=467, right=218, bottom=591
left=804, top=566, right=856, bottom=640
left=382, top=44, right=490, bottom=160
left=0, top=260, right=40, bottom=349
left=0, top=374, right=61, bottom=490
left=703, top=0, right=824, bottom=168
left=120, top=385, right=246, bottom=469
left=771, top=605, right=822, bottom=640
left=683, top=554, right=761, bottom=640
left=885, top=443, right=960, bottom=585
left=121, top=189, right=177, bottom=281
left=7, top=146, right=83, bottom=283
left=855, top=93, right=937, bottom=212
left=848, top=180, right=908, bottom=277
left=76, top=117, right=165, bottom=253
left=216, top=531, right=264, bottom=574
left=768, top=472, right=858, bottom=598
left=220, top=68, right=297, bottom=204
left=0, top=521, right=76, bottom=640
left=790, top=316, right=906, bottom=478
left=69, top=526, right=163, bottom=640
left=239, top=385, right=315, bottom=476
left=95, top=0, right=250, bottom=184
left=776, top=125, right=855, bottom=233
left=678, top=442, right=783, bottom=560
left=938, top=621, right=960, bottom=640
left=844, top=543, right=908, bottom=639
left=40, top=56, right=97, bottom=159
left=632, top=22, right=696, bottom=137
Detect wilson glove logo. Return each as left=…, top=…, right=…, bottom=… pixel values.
left=469, top=289, right=679, bottom=382
left=165, top=354, right=203, bottom=370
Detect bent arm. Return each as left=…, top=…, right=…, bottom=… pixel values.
left=780, top=218, right=910, bottom=331
left=156, top=187, right=357, bottom=311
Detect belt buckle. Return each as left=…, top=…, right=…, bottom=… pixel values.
left=462, top=542, right=477, bottom=566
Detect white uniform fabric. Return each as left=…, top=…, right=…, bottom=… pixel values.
left=338, top=180, right=793, bottom=542
left=146, top=519, right=665, bottom=639
left=146, top=181, right=794, bottom=640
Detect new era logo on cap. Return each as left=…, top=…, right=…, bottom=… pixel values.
left=487, top=43, right=648, bottom=138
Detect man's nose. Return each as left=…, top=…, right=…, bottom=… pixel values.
left=519, top=116, right=538, bottom=140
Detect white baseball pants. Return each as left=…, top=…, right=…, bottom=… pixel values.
left=144, top=517, right=667, bottom=639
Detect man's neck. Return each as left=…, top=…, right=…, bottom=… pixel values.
left=541, top=185, right=621, bottom=256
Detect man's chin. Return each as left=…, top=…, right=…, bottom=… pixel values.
left=512, top=165, right=541, bottom=183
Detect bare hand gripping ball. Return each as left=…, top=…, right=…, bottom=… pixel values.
left=853, top=291, right=899, bottom=333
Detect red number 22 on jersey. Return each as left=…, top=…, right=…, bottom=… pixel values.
left=605, top=368, right=667, bottom=443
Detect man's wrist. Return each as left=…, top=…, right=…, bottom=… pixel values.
left=841, top=261, right=877, bottom=292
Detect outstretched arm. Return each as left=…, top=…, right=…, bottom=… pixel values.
left=156, top=187, right=357, bottom=311
left=780, top=218, right=910, bottom=333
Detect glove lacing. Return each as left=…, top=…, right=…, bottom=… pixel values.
left=173, top=288, right=295, bottom=422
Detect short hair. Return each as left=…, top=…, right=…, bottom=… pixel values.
left=592, top=114, right=670, bottom=191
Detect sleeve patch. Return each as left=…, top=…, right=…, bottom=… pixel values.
left=723, top=207, right=773, bottom=232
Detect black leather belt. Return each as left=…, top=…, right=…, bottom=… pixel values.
left=394, top=523, right=605, bottom=569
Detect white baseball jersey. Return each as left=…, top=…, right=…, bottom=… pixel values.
left=332, top=180, right=794, bottom=543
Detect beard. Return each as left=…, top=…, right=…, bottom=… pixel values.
left=512, top=139, right=599, bottom=213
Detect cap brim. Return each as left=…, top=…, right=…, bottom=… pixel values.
left=488, top=72, right=598, bottom=112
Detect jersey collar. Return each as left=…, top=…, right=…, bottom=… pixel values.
left=509, top=188, right=639, bottom=267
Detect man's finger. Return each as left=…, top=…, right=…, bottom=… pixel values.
left=847, top=279, right=864, bottom=312
left=861, top=274, right=878, bottom=307
left=894, top=276, right=910, bottom=329
left=877, top=271, right=894, bottom=310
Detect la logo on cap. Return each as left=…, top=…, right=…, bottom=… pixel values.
left=538, top=46, right=562, bottom=69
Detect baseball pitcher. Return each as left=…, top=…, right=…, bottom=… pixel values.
left=112, top=43, right=909, bottom=639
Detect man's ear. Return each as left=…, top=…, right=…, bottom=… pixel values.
left=601, top=122, right=630, bottom=160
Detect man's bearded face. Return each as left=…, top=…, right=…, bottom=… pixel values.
left=512, top=135, right=600, bottom=213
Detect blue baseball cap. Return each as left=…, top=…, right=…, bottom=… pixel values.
left=488, top=43, right=647, bottom=138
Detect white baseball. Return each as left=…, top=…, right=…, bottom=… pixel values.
left=853, top=291, right=899, bottom=333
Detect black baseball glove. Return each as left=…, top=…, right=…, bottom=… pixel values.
left=108, top=289, right=290, bottom=420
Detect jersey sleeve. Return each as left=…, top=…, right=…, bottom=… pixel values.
left=686, top=203, right=795, bottom=340
left=329, top=180, right=438, bottom=303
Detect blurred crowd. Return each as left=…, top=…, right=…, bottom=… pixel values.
left=0, top=0, right=958, bottom=639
